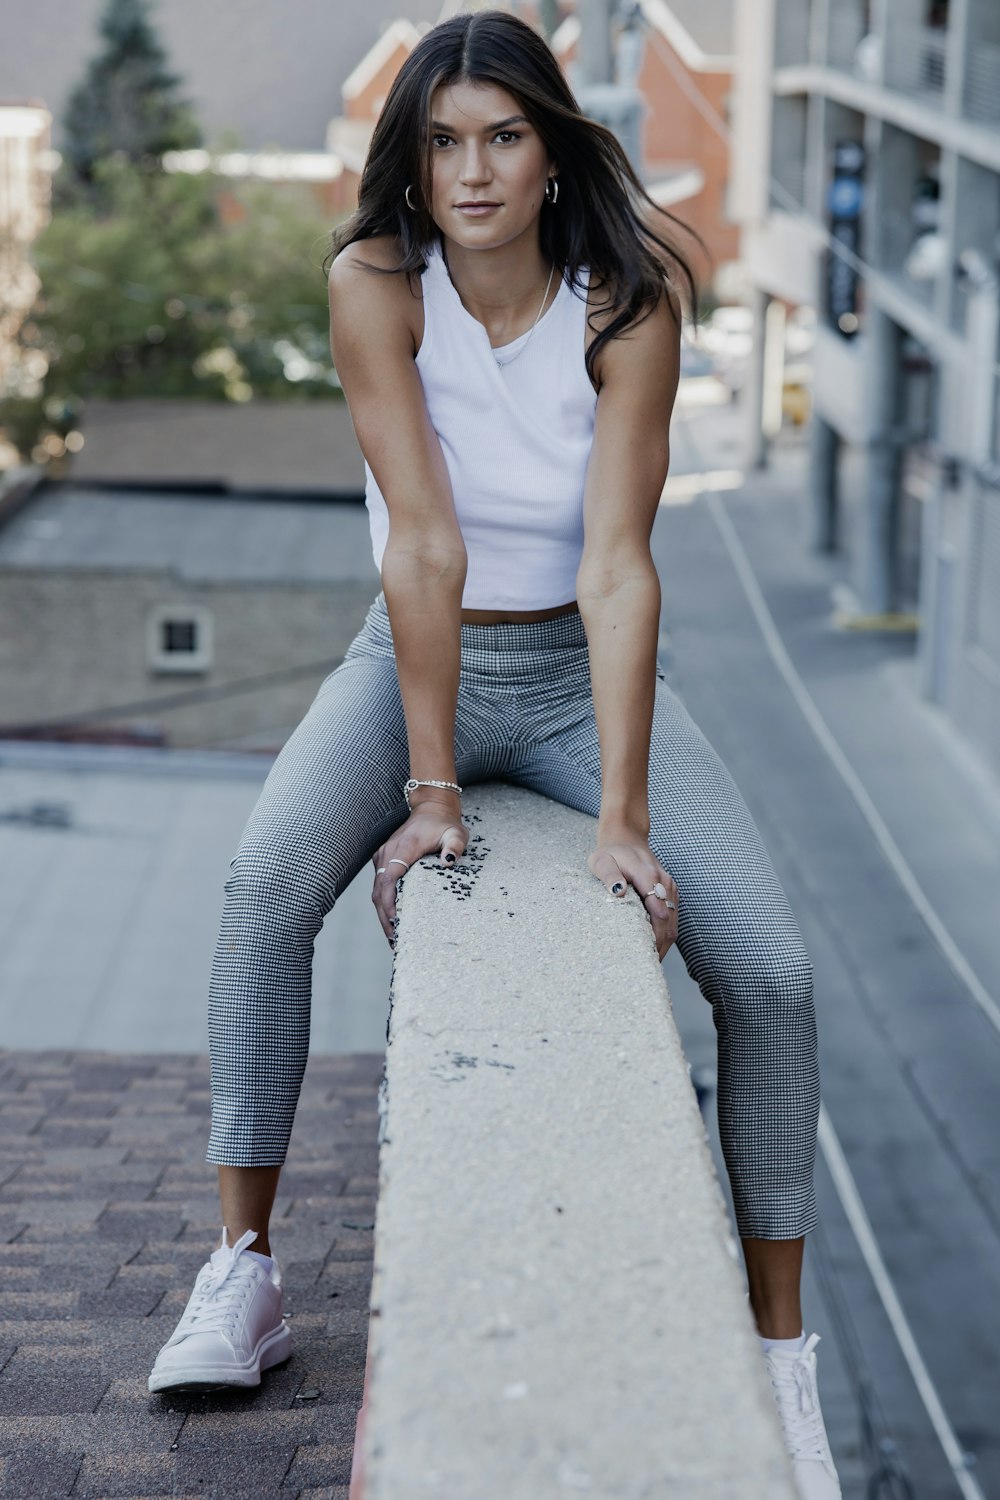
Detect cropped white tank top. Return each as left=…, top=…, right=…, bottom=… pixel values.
left=363, top=240, right=598, bottom=610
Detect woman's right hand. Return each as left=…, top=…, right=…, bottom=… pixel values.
left=371, top=795, right=469, bottom=947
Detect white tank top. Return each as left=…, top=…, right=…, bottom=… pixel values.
left=363, top=240, right=598, bottom=610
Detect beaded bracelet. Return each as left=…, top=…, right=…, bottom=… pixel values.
left=403, top=777, right=463, bottom=811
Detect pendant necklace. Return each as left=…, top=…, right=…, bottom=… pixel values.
left=494, top=261, right=556, bottom=369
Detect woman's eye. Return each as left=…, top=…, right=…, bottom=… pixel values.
left=432, top=131, right=519, bottom=147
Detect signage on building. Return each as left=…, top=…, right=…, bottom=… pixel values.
left=826, top=140, right=864, bottom=339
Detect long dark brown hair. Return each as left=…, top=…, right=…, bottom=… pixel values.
left=326, top=9, right=702, bottom=382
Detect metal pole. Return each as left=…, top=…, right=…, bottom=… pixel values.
left=744, top=288, right=771, bottom=470
left=809, top=415, right=840, bottom=552
left=578, top=0, right=614, bottom=84
left=861, top=307, right=901, bottom=614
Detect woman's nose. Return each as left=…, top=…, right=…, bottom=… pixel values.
left=459, top=147, right=491, bottom=184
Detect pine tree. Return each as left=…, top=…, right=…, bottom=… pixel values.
left=539, top=0, right=561, bottom=41
left=60, top=0, right=201, bottom=194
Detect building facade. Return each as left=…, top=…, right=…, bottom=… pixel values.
left=732, top=0, right=1000, bottom=779
left=0, top=474, right=379, bottom=752
left=555, top=0, right=739, bottom=282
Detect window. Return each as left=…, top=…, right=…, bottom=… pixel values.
left=162, top=619, right=197, bottom=654
left=146, top=604, right=214, bottom=675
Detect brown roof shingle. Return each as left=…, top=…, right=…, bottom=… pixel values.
left=0, top=1048, right=380, bottom=1497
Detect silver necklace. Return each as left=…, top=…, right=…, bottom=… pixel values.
left=493, top=262, right=556, bottom=369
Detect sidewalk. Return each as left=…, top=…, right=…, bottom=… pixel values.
left=0, top=1049, right=380, bottom=1499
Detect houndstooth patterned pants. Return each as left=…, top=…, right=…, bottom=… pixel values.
left=207, top=590, right=819, bottom=1239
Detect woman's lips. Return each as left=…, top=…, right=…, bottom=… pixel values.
left=455, top=203, right=500, bottom=216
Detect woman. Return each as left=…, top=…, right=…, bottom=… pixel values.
left=148, top=12, right=840, bottom=1496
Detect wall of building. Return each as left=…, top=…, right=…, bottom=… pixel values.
left=733, top=0, right=1000, bottom=781
left=640, top=42, right=739, bottom=274
left=0, top=571, right=380, bottom=749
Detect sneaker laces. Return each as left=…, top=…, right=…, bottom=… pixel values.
left=767, top=1333, right=832, bottom=1463
left=169, top=1228, right=263, bottom=1343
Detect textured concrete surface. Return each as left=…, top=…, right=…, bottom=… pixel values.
left=0, top=1049, right=381, bottom=1498
left=361, top=783, right=796, bottom=1499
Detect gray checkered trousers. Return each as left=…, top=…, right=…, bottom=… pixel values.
left=207, top=589, right=819, bottom=1240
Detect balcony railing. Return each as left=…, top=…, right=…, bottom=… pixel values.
left=769, top=156, right=808, bottom=215
left=826, top=8, right=869, bottom=73
left=774, top=2, right=812, bottom=68
left=883, top=22, right=948, bottom=101
left=964, top=42, right=1000, bottom=127
left=879, top=209, right=940, bottom=308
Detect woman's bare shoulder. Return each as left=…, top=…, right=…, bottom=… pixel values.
left=330, top=233, right=405, bottom=274
left=328, top=235, right=423, bottom=346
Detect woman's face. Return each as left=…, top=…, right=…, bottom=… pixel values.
left=427, top=79, right=554, bottom=251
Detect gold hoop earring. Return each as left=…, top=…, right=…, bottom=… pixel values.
left=544, top=177, right=559, bottom=205
left=404, top=184, right=418, bottom=211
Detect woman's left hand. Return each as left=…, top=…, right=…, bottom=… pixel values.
left=587, top=831, right=679, bottom=962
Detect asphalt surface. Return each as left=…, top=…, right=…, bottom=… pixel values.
left=658, top=404, right=1000, bottom=1500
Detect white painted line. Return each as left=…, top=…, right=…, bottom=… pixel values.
left=700, top=478, right=993, bottom=1494
left=704, top=487, right=1000, bottom=1042
left=818, top=1107, right=986, bottom=1500
left=660, top=469, right=745, bottom=504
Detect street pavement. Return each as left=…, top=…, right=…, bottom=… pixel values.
left=659, top=396, right=1000, bottom=1500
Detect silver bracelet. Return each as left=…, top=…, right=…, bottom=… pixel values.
left=403, top=777, right=462, bottom=810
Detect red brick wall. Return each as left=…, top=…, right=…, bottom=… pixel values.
left=344, top=39, right=413, bottom=122
left=557, top=26, right=737, bottom=286
left=639, top=37, right=738, bottom=280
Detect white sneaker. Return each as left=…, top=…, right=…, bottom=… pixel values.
left=763, top=1333, right=843, bottom=1499
left=148, top=1227, right=292, bottom=1392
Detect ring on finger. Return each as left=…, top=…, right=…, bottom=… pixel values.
left=644, top=881, right=668, bottom=901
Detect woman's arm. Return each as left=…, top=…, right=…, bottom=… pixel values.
left=328, top=241, right=467, bottom=817
left=576, top=289, right=681, bottom=842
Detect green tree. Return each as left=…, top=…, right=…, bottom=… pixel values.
left=2, top=156, right=339, bottom=460
left=539, top=0, right=561, bottom=41
left=60, top=0, right=201, bottom=201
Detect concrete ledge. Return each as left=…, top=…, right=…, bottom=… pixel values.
left=355, top=783, right=795, bottom=1498
left=0, top=464, right=46, bottom=528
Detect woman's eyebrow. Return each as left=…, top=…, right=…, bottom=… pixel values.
left=430, top=115, right=530, bottom=133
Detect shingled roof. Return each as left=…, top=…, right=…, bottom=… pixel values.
left=0, top=1046, right=381, bottom=1498
left=66, top=398, right=366, bottom=497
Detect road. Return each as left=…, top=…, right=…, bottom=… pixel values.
left=657, top=396, right=1000, bottom=1499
